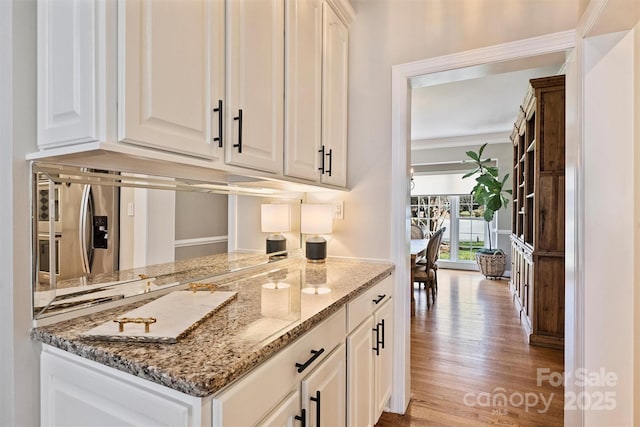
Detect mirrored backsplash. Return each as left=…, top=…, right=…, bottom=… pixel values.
left=33, top=163, right=303, bottom=320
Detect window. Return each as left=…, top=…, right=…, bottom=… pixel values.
left=411, top=194, right=488, bottom=266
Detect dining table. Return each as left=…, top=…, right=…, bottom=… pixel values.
left=410, top=238, right=429, bottom=316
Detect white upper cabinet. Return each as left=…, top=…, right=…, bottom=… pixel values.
left=225, top=0, right=284, bottom=173
left=119, top=0, right=224, bottom=159
left=284, top=1, right=350, bottom=187
left=320, top=3, right=349, bottom=187
left=36, top=0, right=353, bottom=186
left=284, top=0, right=323, bottom=181
left=37, top=0, right=108, bottom=148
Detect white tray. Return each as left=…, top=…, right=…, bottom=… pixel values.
left=80, top=290, right=237, bottom=343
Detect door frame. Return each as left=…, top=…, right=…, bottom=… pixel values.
left=389, top=30, right=576, bottom=414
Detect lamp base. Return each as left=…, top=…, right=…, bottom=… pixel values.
left=305, top=236, right=326, bottom=263
left=266, top=234, right=287, bottom=259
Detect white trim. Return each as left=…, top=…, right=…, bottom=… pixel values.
left=325, top=0, right=356, bottom=26
left=325, top=255, right=394, bottom=264
left=411, top=131, right=511, bottom=151
left=390, top=30, right=576, bottom=415
left=0, top=2, right=14, bottom=424
left=394, top=30, right=575, bottom=78
left=438, top=260, right=478, bottom=271
left=174, top=236, right=229, bottom=248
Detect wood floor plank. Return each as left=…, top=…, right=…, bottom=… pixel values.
left=376, top=269, right=564, bottom=426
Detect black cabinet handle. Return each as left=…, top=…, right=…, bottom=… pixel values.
left=318, top=145, right=325, bottom=174
left=213, top=99, right=223, bottom=147
left=295, top=348, right=325, bottom=373
left=310, top=390, right=321, bottom=427
left=325, top=148, right=332, bottom=176
left=372, top=294, right=385, bottom=304
left=295, top=408, right=306, bottom=427
left=372, top=325, right=380, bottom=356
left=379, top=319, right=385, bottom=349
left=233, top=109, right=243, bottom=153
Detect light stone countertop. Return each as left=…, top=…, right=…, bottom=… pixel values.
left=31, top=256, right=394, bottom=397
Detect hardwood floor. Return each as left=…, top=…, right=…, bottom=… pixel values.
left=376, top=269, right=564, bottom=426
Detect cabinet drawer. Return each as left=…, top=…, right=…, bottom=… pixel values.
left=212, top=307, right=346, bottom=427
left=347, top=275, right=393, bottom=332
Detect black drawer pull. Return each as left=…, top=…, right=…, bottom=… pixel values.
left=310, top=390, right=321, bottom=426
left=325, top=148, right=332, bottom=176
left=379, top=319, right=385, bottom=349
left=213, top=99, right=223, bottom=147
left=372, top=324, right=380, bottom=356
left=233, top=109, right=243, bottom=153
left=295, top=348, right=325, bottom=373
left=372, top=294, right=386, bottom=304
left=295, top=408, right=306, bottom=427
left=318, top=145, right=325, bottom=173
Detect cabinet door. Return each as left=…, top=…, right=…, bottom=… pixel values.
left=302, top=344, right=346, bottom=427
left=226, top=0, right=284, bottom=173
left=284, top=0, right=323, bottom=181
left=257, top=389, right=301, bottom=427
left=374, top=298, right=393, bottom=421
left=38, top=0, right=106, bottom=148
left=346, top=316, right=374, bottom=427
left=320, top=5, right=348, bottom=187
left=119, top=0, right=223, bottom=159
left=41, top=346, right=205, bottom=427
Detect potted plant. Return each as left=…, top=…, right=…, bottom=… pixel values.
left=462, top=143, right=512, bottom=279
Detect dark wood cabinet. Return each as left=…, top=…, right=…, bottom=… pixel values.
left=510, top=75, right=565, bottom=350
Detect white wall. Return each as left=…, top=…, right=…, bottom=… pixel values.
left=310, top=0, right=579, bottom=262
left=314, top=0, right=579, bottom=414
left=231, top=196, right=302, bottom=254
left=0, top=1, right=39, bottom=426
left=410, top=173, right=476, bottom=196
left=582, top=28, right=635, bottom=426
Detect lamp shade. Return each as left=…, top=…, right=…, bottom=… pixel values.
left=261, top=204, right=290, bottom=233
left=301, top=204, right=333, bottom=234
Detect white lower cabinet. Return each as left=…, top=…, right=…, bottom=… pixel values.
left=301, top=344, right=346, bottom=427
left=373, top=299, right=393, bottom=421
left=39, top=274, right=394, bottom=427
left=212, top=308, right=346, bottom=426
left=346, top=276, right=394, bottom=426
left=346, top=316, right=374, bottom=426
left=41, top=345, right=210, bottom=427
left=257, top=389, right=301, bottom=427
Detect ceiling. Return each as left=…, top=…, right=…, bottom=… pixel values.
left=410, top=52, right=568, bottom=151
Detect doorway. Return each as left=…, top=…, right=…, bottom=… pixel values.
left=389, top=30, right=576, bottom=414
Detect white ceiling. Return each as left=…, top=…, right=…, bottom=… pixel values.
left=410, top=52, right=568, bottom=150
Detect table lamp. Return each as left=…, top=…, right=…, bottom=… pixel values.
left=261, top=204, right=290, bottom=257
left=301, top=204, right=333, bottom=263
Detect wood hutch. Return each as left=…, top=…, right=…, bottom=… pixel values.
left=510, top=75, right=565, bottom=350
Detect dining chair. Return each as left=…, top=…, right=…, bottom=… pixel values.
left=413, top=227, right=445, bottom=308
left=411, top=224, right=424, bottom=239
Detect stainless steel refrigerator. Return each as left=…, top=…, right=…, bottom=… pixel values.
left=37, top=177, right=120, bottom=283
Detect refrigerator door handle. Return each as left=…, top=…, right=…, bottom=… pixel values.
left=79, top=184, right=94, bottom=275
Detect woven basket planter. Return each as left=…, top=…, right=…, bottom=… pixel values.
left=475, top=250, right=506, bottom=279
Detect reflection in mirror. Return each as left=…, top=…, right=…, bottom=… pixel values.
left=33, top=163, right=303, bottom=321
